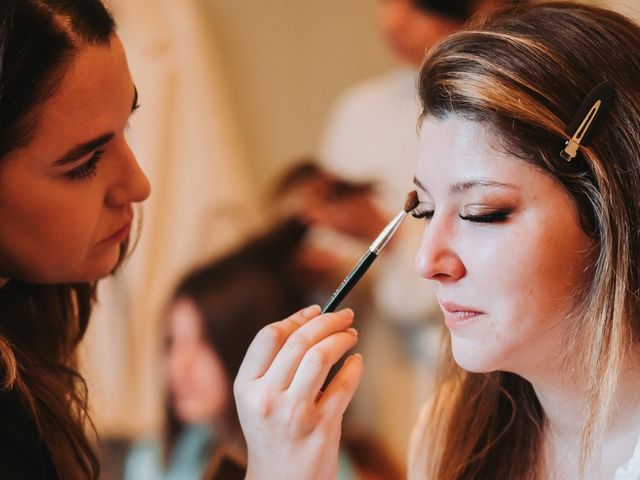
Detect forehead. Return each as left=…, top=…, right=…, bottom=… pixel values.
left=8, top=35, right=133, bottom=162
left=416, top=116, right=539, bottom=193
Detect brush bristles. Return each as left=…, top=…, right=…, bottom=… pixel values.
left=404, top=190, right=419, bottom=213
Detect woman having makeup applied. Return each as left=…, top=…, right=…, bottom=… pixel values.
left=234, top=2, right=640, bottom=479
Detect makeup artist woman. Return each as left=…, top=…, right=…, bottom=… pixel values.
left=0, top=1, right=152, bottom=478
left=234, top=2, right=640, bottom=479
left=0, top=1, right=357, bottom=478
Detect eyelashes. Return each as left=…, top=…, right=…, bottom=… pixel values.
left=65, top=150, right=104, bottom=180
left=460, top=210, right=512, bottom=223
left=412, top=205, right=513, bottom=224
left=411, top=206, right=434, bottom=220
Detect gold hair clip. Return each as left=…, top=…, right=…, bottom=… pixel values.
left=560, top=81, right=615, bottom=162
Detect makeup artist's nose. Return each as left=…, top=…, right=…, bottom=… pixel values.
left=106, top=141, right=151, bottom=207
left=414, top=219, right=466, bottom=282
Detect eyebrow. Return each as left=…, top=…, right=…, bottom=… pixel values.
left=53, top=86, right=139, bottom=167
left=412, top=176, right=517, bottom=194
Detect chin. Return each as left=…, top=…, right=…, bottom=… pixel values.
left=175, top=404, right=209, bottom=425
left=84, top=243, right=126, bottom=281
left=450, top=339, right=501, bottom=374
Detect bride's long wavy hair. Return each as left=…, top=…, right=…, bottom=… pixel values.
left=411, top=2, right=640, bottom=478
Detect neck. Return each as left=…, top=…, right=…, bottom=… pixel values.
left=525, top=349, right=640, bottom=475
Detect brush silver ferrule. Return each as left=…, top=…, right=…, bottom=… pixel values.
left=369, top=210, right=407, bottom=255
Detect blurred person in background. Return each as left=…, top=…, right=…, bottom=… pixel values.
left=317, top=0, right=513, bottom=459
left=321, top=0, right=508, bottom=207
left=124, top=221, right=306, bottom=480
left=125, top=217, right=402, bottom=479
left=269, top=159, right=385, bottom=307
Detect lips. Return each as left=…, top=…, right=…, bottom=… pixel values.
left=102, top=219, right=132, bottom=243
left=440, top=301, right=484, bottom=328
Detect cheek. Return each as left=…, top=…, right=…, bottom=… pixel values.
left=464, top=216, right=588, bottom=317
left=183, top=356, right=229, bottom=422
left=507, top=223, right=590, bottom=325
left=454, top=221, right=591, bottom=372
left=195, top=355, right=229, bottom=399
left=0, top=178, right=107, bottom=280
left=178, top=352, right=228, bottom=400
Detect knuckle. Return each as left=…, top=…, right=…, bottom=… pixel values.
left=253, top=387, right=276, bottom=418
left=257, top=394, right=274, bottom=418
left=306, top=347, right=329, bottom=366
left=289, top=333, right=311, bottom=350
left=287, top=309, right=307, bottom=327
left=259, top=323, right=287, bottom=348
left=285, top=331, right=312, bottom=352
left=286, top=402, right=316, bottom=433
left=337, top=375, right=355, bottom=392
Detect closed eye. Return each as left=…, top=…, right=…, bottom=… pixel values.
left=65, top=150, right=104, bottom=180
left=412, top=206, right=434, bottom=220
left=459, top=210, right=512, bottom=224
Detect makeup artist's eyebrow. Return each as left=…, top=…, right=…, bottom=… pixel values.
left=53, top=133, right=115, bottom=166
left=53, top=86, right=139, bottom=167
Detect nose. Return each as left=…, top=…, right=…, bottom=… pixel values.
left=414, top=217, right=466, bottom=282
left=106, top=141, right=151, bottom=207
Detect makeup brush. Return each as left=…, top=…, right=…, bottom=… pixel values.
left=321, top=190, right=419, bottom=314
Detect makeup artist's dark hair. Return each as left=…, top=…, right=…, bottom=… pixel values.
left=162, top=220, right=309, bottom=477
left=412, top=2, right=640, bottom=479
left=0, top=0, right=116, bottom=478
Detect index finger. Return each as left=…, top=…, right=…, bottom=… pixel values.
left=235, top=305, right=321, bottom=383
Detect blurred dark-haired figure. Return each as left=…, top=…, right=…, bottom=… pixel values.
left=124, top=217, right=402, bottom=479
left=318, top=0, right=513, bottom=460
left=269, top=159, right=388, bottom=306
left=124, top=220, right=306, bottom=480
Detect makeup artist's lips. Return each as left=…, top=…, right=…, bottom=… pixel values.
left=101, top=220, right=132, bottom=244
left=440, top=301, right=484, bottom=329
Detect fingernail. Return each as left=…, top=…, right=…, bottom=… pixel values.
left=340, top=308, right=354, bottom=318
left=347, top=327, right=358, bottom=337
left=351, top=353, right=363, bottom=363
left=302, top=305, right=321, bottom=319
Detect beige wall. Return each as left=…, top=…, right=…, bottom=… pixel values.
left=604, top=0, right=640, bottom=17
left=201, top=0, right=395, bottom=196
left=200, top=0, right=640, bottom=198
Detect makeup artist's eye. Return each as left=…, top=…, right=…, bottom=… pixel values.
left=411, top=205, right=434, bottom=221
left=126, top=102, right=142, bottom=131
left=459, top=209, right=512, bottom=224
left=65, top=150, right=104, bottom=180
